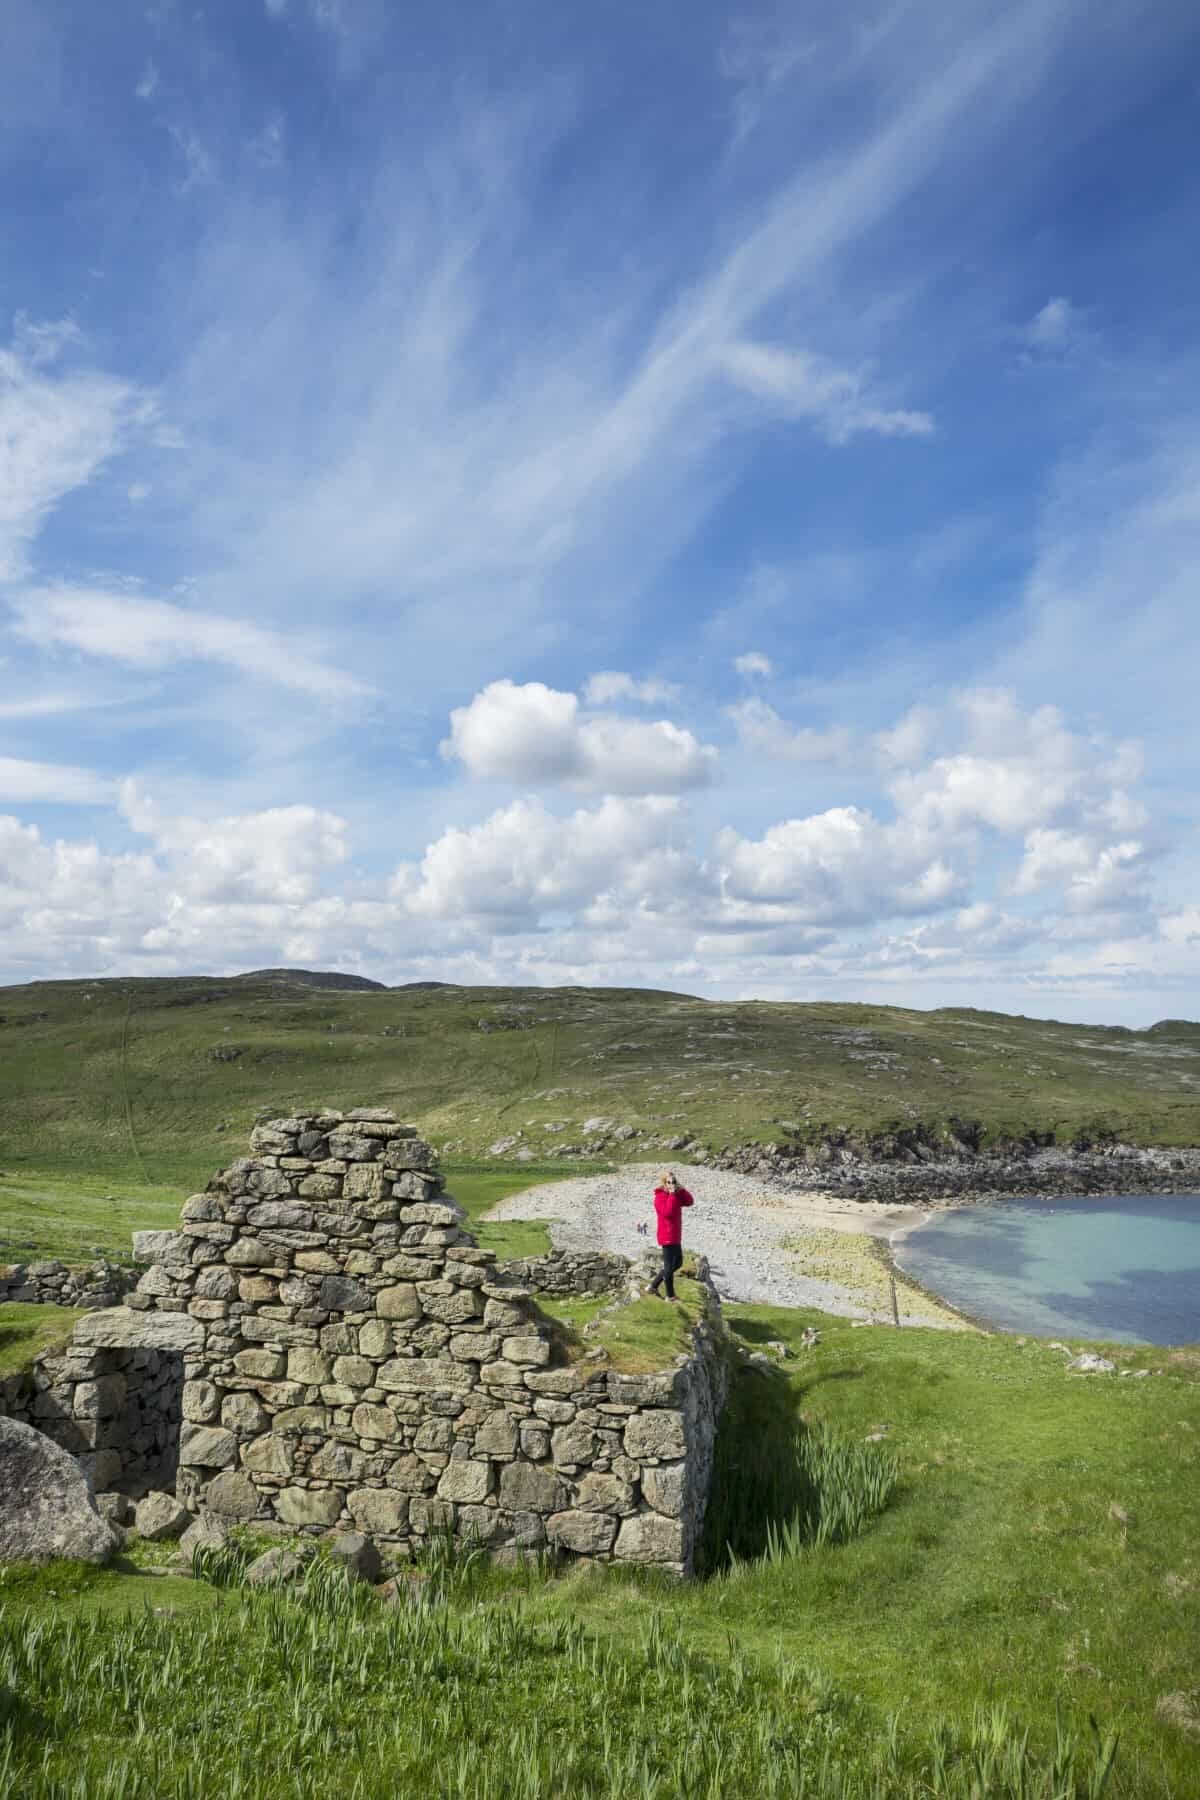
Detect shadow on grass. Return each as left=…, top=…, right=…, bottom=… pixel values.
left=0, top=1680, right=47, bottom=1749
left=697, top=1352, right=896, bottom=1575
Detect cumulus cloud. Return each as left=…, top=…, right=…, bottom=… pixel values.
left=394, top=794, right=685, bottom=922
left=733, top=650, right=773, bottom=677
left=11, top=586, right=370, bottom=703
left=717, top=807, right=962, bottom=925
left=441, top=679, right=717, bottom=794
left=0, top=321, right=154, bottom=581
left=135, top=62, right=158, bottom=101
left=719, top=340, right=935, bottom=444
left=120, top=782, right=349, bottom=903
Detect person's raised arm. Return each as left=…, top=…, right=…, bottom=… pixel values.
left=678, top=1187, right=694, bottom=1207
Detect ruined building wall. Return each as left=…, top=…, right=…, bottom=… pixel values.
left=110, top=1111, right=726, bottom=1574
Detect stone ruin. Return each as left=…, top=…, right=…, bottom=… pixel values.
left=1, top=1110, right=726, bottom=1576
left=0, top=1259, right=137, bottom=1310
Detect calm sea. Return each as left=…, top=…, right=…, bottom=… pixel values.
left=893, top=1193, right=1200, bottom=1345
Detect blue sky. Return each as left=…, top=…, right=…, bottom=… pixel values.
left=2, top=0, right=1198, bottom=1022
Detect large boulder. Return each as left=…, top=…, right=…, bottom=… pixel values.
left=0, top=1418, right=119, bottom=1565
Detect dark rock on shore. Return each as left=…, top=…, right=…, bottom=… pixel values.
left=712, top=1137, right=1200, bottom=1205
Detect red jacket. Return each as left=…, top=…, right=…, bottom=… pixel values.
left=653, top=1186, right=694, bottom=1246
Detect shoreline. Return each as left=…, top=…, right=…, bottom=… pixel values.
left=485, top=1165, right=979, bottom=1331
left=487, top=1167, right=1200, bottom=1338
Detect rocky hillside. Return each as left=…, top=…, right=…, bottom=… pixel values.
left=0, top=976, right=1196, bottom=1189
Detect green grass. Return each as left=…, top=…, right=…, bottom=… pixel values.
left=2, top=1308, right=1196, bottom=1794
left=516, top=1309, right=1200, bottom=1797
left=0, top=1553, right=1131, bottom=1798
left=0, top=1169, right=190, bottom=1265
left=0, top=1557, right=215, bottom=1621
left=0, top=1303, right=78, bottom=1380
left=0, top=977, right=1195, bottom=1191
left=533, top=1274, right=708, bottom=1372
left=445, top=1164, right=598, bottom=1261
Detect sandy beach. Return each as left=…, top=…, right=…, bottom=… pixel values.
left=485, top=1163, right=972, bottom=1329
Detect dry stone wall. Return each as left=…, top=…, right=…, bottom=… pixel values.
left=118, top=1110, right=726, bottom=1574
left=0, top=1339, right=184, bottom=1494
left=499, top=1249, right=631, bottom=1298
left=0, top=1259, right=137, bottom=1310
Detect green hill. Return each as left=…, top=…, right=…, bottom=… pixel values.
left=0, top=976, right=1197, bottom=1195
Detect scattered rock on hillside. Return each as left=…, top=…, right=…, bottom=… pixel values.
left=0, top=1418, right=119, bottom=1565
left=1155, top=1692, right=1200, bottom=1741
left=1067, top=1353, right=1116, bottom=1375
left=488, top=1135, right=521, bottom=1157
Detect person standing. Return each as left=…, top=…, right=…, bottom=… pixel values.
left=648, top=1170, right=694, bottom=1302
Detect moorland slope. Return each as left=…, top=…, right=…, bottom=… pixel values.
left=0, top=973, right=1197, bottom=1188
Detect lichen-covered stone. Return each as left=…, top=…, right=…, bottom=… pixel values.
left=436, top=1459, right=492, bottom=1502
left=614, top=1512, right=686, bottom=1564
left=275, top=1488, right=344, bottom=1527
left=179, top=1424, right=238, bottom=1467
left=205, top=1471, right=260, bottom=1520
left=547, top=1510, right=618, bottom=1554
left=347, top=1488, right=409, bottom=1534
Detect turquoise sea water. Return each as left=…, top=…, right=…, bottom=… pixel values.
left=893, top=1193, right=1200, bottom=1345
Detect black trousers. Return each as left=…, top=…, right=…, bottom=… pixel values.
left=651, top=1242, right=683, bottom=1297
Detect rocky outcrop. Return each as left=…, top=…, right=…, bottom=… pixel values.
left=713, top=1134, right=1200, bottom=1203
left=0, top=1417, right=118, bottom=1564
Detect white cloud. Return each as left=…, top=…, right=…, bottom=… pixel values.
left=719, top=340, right=935, bottom=444
left=120, top=782, right=349, bottom=903
left=127, top=481, right=151, bottom=503
left=717, top=808, right=963, bottom=925
left=264, top=0, right=287, bottom=14
left=0, top=321, right=153, bottom=581
left=873, top=705, right=937, bottom=768
left=583, top=671, right=679, bottom=706
left=441, top=679, right=717, bottom=794
left=727, top=697, right=853, bottom=764
left=1014, top=829, right=1151, bottom=915
left=135, top=62, right=158, bottom=101
left=0, top=757, right=112, bottom=805
left=394, top=794, right=685, bottom=921
left=1024, top=295, right=1083, bottom=353
left=11, top=585, right=371, bottom=703
left=733, top=650, right=773, bottom=677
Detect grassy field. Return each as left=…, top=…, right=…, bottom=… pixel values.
left=2, top=970, right=1197, bottom=1792
left=2, top=1308, right=1197, bottom=1796
left=0, top=1302, right=77, bottom=1379
left=0, top=1164, right=568, bottom=1266
left=0, top=975, right=1197, bottom=1196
